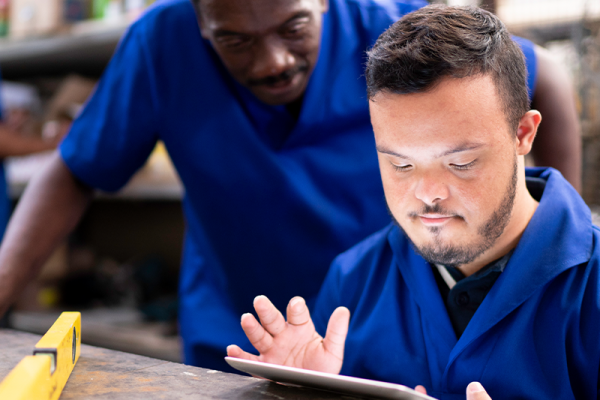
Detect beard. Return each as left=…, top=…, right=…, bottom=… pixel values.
left=392, top=159, right=518, bottom=268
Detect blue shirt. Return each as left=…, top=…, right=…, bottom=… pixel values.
left=313, top=168, right=600, bottom=400
left=59, top=0, right=536, bottom=371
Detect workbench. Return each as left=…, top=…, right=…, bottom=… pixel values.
left=0, top=329, right=358, bottom=399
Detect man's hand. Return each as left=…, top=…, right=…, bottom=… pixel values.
left=227, top=295, right=350, bottom=374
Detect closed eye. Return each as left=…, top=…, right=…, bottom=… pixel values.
left=392, top=163, right=413, bottom=172
left=282, top=20, right=309, bottom=38
left=450, top=160, right=477, bottom=171
left=216, top=35, right=253, bottom=50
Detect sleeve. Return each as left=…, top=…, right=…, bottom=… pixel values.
left=59, top=18, right=161, bottom=192
left=512, top=36, right=538, bottom=101
left=393, top=0, right=428, bottom=16
left=352, top=0, right=428, bottom=46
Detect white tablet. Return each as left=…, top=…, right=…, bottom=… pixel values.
left=225, top=357, right=437, bottom=400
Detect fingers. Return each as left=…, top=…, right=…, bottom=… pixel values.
left=226, top=344, right=260, bottom=362
left=466, top=382, right=492, bottom=400
left=286, top=296, right=312, bottom=326
left=414, top=385, right=427, bottom=394
left=322, top=306, right=350, bottom=362
left=254, top=295, right=288, bottom=336
left=240, top=312, right=274, bottom=354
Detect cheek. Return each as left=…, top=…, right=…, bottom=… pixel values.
left=212, top=51, right=250, bottom=80
left=379, top=169, right=414, bottom=213
left=293, top=24, right=322, bottom=61
left=452, top=167, right=509, bottom=219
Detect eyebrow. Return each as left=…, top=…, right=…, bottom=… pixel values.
left=376, top=143, right=485, bottom=159
left=213, top=11, right=313, bottom=38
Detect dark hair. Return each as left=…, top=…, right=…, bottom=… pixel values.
left=365, top=5, right=529, bottom=131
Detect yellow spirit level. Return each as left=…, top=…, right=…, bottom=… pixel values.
left=0, top=312, right=81, bottom=400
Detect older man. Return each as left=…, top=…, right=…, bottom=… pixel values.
left=228, top=5, right=599, bottom=399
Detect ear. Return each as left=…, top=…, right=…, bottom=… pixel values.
left=320, top=0, right=329, bottom=13
left=516, top=110, right=541, bottom=156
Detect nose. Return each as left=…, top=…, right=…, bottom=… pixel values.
left=251, top=38, right=295, bottom=78
left=414, top=171, right=450, bottom=206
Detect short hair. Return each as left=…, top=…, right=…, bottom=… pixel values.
left=365, top=5, right=530, bottom=131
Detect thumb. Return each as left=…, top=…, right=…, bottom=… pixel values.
left=322, top=307, right=350, bottom=362
left=466, top=382, right=492, bottom=400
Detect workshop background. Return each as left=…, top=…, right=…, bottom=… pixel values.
left=0, top=0, right=597, bottom=363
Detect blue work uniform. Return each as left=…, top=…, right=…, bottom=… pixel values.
left=58, top=0, right=536, bottom=371
left=313, top=168, right=600, bottom=400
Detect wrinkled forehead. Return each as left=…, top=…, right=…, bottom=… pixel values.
left=198, top=0, right=319, bottom=28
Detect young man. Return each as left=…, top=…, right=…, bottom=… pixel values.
left=228, top=5, right=599, bottom=399
left=0, top=0, right=578, bottom=373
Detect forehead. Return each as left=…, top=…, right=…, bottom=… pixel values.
left=199, top=0, right=318, bottom=31
left=370, top=75, right=512, bottom=150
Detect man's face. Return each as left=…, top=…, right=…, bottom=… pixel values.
left=197, top=0, right=327, bottom=106
left=370, top=75, right=522, bottom=267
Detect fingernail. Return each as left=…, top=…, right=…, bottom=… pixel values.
left=290, top=297, right=304, bottom=310
left=254, top=295, right=265, bottom=303
left=241, top=313, right=252, bottom=322
left=468, top=382, right=484, bottom=393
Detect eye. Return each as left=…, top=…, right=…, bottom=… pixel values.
left=282, top=19, right=310, bottom=39
left=392, top=163, right=413, bottom=172
left=216, top=35, right=252, bottom=50
left=450, top=160, right=477, bottom=171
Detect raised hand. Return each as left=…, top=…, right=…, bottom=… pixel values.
left=227, top=295, right=350, bottom=374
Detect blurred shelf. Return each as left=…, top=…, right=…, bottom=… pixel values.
left=7, top=143, right=184, bottom=201
left=9, top=307, right=182, bottom=363
left=0, top=18, right=131, bottom=79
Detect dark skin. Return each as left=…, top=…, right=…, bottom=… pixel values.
left=530, top=46, right=581, bottom=192
left=197, top=0, right=327, bottom=107
left=0, top=1, right=582, bottom=318
left=0, top=124, right=61, bottom=157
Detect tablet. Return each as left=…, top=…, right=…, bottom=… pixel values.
left=225, top=357, right=437, bottom=400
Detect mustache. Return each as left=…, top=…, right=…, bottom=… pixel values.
left=247, top=64, right=309, bottom=87
left=408, top=203, right=463, bottom=220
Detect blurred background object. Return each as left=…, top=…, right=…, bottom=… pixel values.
left=0, top=0, right=181, bottom=363
left=495, top=0, right=600, bottom=204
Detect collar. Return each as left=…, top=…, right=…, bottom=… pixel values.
left=435, top=249, right=513, bottom=290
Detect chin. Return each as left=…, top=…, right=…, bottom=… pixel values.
left=258, top=90, right=304, bottom=106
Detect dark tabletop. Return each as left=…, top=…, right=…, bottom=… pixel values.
left=0, top=329, right=362, bottom=399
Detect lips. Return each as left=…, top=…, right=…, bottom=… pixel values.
left=419, top=214, right=453, bottom=226
left=260, top=72, right=303, bottom=96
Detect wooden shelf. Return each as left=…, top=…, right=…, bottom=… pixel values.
left=6, top=143, right=184, bottom=201
left=0, top=18, right=130, bottom=78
